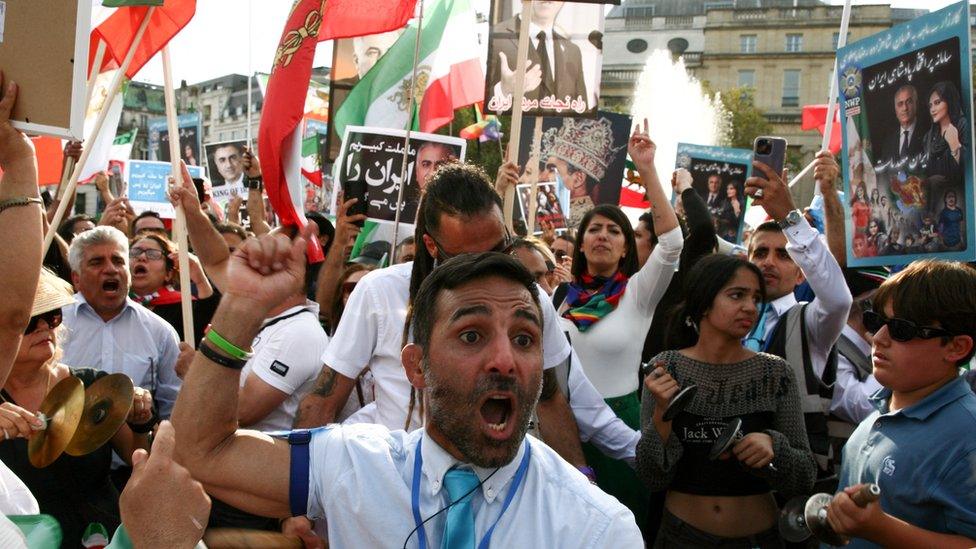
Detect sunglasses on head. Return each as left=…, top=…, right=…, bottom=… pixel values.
left=26, top=308, right=63, bottom=334
left=862, top=310, right=953, bottom=342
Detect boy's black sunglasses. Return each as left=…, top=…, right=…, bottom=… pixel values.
left=862, top=310, right=953, bottom=342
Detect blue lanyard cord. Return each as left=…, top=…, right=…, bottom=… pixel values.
left=405, top=437, right=532, bottom=549
left=745, top=303, right=769, bottom=350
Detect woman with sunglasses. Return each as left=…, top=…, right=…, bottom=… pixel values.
left=0, top=270, right=153, bottom=548
left=637, top=254, right=815, bottom=548
left=556, top=122, right=682, bottom=538
left=128, top=233, right=216, bottom=345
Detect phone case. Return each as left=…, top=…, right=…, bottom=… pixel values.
left=752, top=137, right=787, bottom=181
left=344, top=180, right=368, bottom=226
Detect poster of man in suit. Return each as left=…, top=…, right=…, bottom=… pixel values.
left=485, top=0, right=605, bottom=117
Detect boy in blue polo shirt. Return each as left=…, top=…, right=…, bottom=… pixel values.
left=824, top=260, right=976, bottom=548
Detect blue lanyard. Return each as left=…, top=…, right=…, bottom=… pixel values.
left=410, top=437, right=532, bottom=549
left=745, top=303, right=770, bottom=350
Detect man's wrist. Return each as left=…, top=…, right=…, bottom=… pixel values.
left=210, top=297, right=267, bottom=349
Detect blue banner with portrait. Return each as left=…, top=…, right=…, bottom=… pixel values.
left=148, top=112, right=204, bottom=168
left=837, top=1, right=974, bottom=267
left=675, top=143, right=753, bottom=244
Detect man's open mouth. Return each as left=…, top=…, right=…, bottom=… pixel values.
left=480, top=394, right=514, bottom=433
left=102, top=279, right=121, bottom=292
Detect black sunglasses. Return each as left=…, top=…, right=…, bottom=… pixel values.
left=429, top=230, right=515, bottom=261
left=862, top=310, right=953, bottom=342
left=26, top=308, right=63, bottom=334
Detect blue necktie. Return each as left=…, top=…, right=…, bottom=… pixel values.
left=442, top=468, right=480, bottom=549
left=745, top=303, right=769, bottom=352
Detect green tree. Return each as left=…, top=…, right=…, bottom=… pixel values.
left=718, top=86, right=772, bottom=150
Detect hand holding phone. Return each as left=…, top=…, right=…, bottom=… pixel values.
left=343, top=180, right=368, bottom=228
left=745, top=137, right=796, bottom=221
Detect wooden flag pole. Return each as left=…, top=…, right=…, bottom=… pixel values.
left=246, top=0, right=254, bottom=149
left=390, top=0, right=426, bottom=265
left=161, top=47, right=195, bottom=346
left=43, top=7, right=156, bottom=256
left=526, top=116, right=543, bottom=234
left=502, top=0, right=535, bottom=232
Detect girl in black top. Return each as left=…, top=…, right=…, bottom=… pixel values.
left=636, top=255, right=815, bottom=548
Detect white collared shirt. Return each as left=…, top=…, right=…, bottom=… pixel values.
left=240, top=301, right=329, bottom=432
left=831, top=325, right=883, bottom=424
left=305, top=425, right=642, bottom=548
left=756, top=218, right=852, bottom=378
left=62, top=294, right=182, bottom=418
left=323, top=262, right=641, bottom=462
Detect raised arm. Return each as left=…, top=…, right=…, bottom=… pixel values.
left=172, top=228, right=317, bottom=519
left=313, top=193, right=364, bottom=326
left=629, top=119, right=679, bottom=236
left=0, top=77, right=44, bottom=386
left=243, top=149, right=272, bottom=236
left=169, top=161, right=232, bottom=292
left=815, top=152, right=847, bottom=266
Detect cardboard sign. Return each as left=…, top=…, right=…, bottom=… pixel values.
left=838, top=1, right=974, bottom=266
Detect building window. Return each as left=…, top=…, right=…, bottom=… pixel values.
left=785, top=33, right=803, bottom=53
left=740, top=34, right=757, bottom=54
left=738, top=70, right=755, bottom=88
left=627, top=39, right=648, bottom=54
left=203, top=105, right=212, bottom=120
left=832, top=31, right=851, bottom=50
left=703, top=0, right=734, bottom=9
left=782, top=69, right=801, bottom=107
left=626, top=6, right=655, bottom=18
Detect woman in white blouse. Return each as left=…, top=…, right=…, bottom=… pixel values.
left=557, top=121, right=682, bottom=537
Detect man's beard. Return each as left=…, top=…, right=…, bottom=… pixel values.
left=425, top=366, right=541, bottom=468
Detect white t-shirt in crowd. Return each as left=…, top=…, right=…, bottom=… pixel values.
left=240, top=301, right=329, bottom=432
left=323, top=262, right=571, bottom=431
left=0, top=459, right=37, bottom=515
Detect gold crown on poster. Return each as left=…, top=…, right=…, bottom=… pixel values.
left=541, top=118, right=623, bottom=182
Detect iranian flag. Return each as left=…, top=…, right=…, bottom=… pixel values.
left=333, top=0, right=484, bottom=137
left=110, top=129, right=137, bottom=163
left=77, top=70, right=126, bottom=183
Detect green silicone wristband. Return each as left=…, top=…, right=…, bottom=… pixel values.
left=205, top=329, right=253, bottom=360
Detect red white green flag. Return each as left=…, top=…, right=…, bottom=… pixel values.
left=89, top=0, right=196, bottom=79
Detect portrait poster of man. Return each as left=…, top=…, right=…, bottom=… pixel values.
left=333, top=126, right=465, bottom=224
left=325, top=31, right=405, bottom=163
left=837, top=1, right=974, bottom=267
left=517, top=182, right=568, bottom=234
left=517, top=112, right=630, bottom=230
left=204, top=140, right=248, bottom=206
left=675, top=143, right=752, bottom=244
left=484, top=0, right=607, bottom=117
left=148, top=112, right=203, bottom=167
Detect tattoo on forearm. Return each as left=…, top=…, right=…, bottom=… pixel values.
left=540, top=369, right=559, bottom=401
left=311, top=368, right=338, bottom=397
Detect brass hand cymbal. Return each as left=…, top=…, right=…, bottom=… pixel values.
left=28, top=376, right=84, bottom=468
left=65, top=373, right=134, bottom=457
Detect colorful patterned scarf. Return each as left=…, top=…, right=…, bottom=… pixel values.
left=561, top=272, right=629, bottom=332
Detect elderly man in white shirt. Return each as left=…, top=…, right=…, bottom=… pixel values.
left=173, top=234, right=642, bottom=548
left=62, top=226, right=181, bottom=418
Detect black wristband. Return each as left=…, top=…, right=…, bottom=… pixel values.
left=200, top=340, right=248, bottom=370
left=246, top=175, right=263, bottom=190
left=127, top=409, right=158, bottom=434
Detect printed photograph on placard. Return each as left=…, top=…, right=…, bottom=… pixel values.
left=125, top=161, right=204, bottom=219
left=675, top=143, right=753, bottom=244
left=333, top=126, right=466, bottom=224
left=148, top=113, right=202, bottom=167
left=516, top=112, right=630, bottom=230
left=485, top=0, right=605, bottom=117
left=517, top=182, right=568, bottom=234
left=204, top=140, right=248, bottom=206
left=838, top=1, right=974, bottom=266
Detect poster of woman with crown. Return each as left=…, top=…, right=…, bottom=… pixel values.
left=674, top=143, right=753, bottom=244
left=837, top=1, right=974, bottom=267
left=515, top=111, right=631, bottom=231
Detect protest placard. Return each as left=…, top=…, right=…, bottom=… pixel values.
left=126, top=160, right=203, bottom=219
left=149, top=112, right=203, bottom=167
left=333, top=126, right=465, bottom=225
left=675, top=143, right=753, bottom=244
left=203, top=140, right=248, bottom=206
left=838, top=1, right=973, bottom=266
left=517, top=182, right=567, bottom=234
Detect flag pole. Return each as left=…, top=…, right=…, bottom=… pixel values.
left=246, top=0, right=254, bottom=149
left=55, top=40, right=108, bottom=201
left=789, top=0, right=851, bottom=191
left=502, top=0, right=535, bottom=232
left=43, top=7, right=156, bottom=256
left=161, top=46, right=195, bottom=346
left=390, top=0, right=426, bottom=265
left=526, top=116, right=543, bottom=234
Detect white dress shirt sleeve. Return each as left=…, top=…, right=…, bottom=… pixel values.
left=783, top=218, right=853, bottom=377
left=153, top=322, right=182, bottom=419
left=831, top=356, right=883, bottom=424
left=321, top=280, right=380, bottom=381
left=566, top=349, right=640, bottom=464
left=628, top=226, right=683, bottom=315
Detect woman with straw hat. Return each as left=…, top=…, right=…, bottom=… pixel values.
left=0, top=269, right=153, bottom=548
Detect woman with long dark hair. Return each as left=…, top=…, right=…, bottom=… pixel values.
left=557, top=121, right=682, bottom=537
left=923, top=80, right=969, bottom=184
left=636, top=254, right=815, bottom=548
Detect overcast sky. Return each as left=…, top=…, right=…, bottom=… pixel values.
left=129, top=0, right=963, bottom=86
